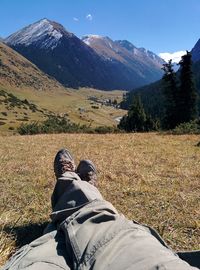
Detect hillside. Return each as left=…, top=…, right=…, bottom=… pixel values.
left=0, top=84, right=126, bottom=134
left=0, top=133, right=199, bottom=266
left=83, top=36, right=164, bottom=85
left=0, top=42, right=62, bottom=90
left=122, top=80, right=165, bottom=120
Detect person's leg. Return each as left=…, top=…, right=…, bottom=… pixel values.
left=1, top=231, right=72, bottom=270
left=56, top=198, right=198, bottom=270
left=50, top=149, right=103, bottom=225
left=51, top=150, right=198, bottom=269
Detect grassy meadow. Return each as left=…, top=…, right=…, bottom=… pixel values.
left=0, top=133, right=200, bottom=266
left=0, top=84, right=126, bottom=134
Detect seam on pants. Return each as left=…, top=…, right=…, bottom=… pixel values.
left=79, top=221, right=132, bottom=269
left=66, top=222, right=82, bottom=264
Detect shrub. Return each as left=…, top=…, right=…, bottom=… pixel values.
left=91, top=105, right=99, bottom=109
left=18, top=115, right=87, bottom=135
left=18, top=122, right=41, bottom=135
left=171, top=119, right=200, bottom=135
left=17, top=115, right=120, bottom=135
left=94, top=126, right=120, bottom=134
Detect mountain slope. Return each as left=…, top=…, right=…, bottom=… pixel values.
left=191, top=39, right=200, bottom=62
left=82, top=36, right=164, bottom=86
left=116, top=40, right=164, bottom=67
left=6, top=19, right=164, bottom=90
left=0, top=41, right=62, bottom=90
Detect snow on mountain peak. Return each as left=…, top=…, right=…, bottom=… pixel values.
left=5, top=18, right=69, bottom=49
left=82, top=35, right=104, bottom=46
left=159, top=51, right=186, bottom=63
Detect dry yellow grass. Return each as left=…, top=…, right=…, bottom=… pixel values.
left=0, top=133, right=200, bottom=266
left=0, top=84, right=126, bottom=133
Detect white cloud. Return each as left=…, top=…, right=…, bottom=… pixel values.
left=159, top=51, right=187, bottom=63
left=86, top=14, right=93, bottom=21
left=73, top=17, right=79, bottom=22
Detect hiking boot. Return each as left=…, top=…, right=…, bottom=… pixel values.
left=54, top=149, right=76, bottom=178
left=76, top=160, right=98, bottom=186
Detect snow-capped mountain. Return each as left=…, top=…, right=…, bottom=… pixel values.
left=6, top=18, right=73, bottom=50
left=159, top=51, right=186, bottom=64
left=82, top=35, right=103, bottom=46
left=6, top=19, right=116, bottom=89
left=5, top=19, right=164, bottom=90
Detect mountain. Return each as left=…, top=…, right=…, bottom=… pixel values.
left=5, top=19, right=163, bottom=90
left=0, top=41, right=62, bottom=90
left=191, top=39, right=200, bottom=62
left=82, top=36, right=164, bottom=85
left=5, top=19, right=124, bottom=90
left=115, top=40, right=164, bottom=67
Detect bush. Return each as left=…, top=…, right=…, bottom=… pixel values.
left=18, top=116, right=77, bottom=135
left=17, top=115, right=121, bottom=135
left=94, top=126, right=120, bottom=134
left=171, top=119, right=200, bottom=135
left=18, top=122, right=41, bottom=135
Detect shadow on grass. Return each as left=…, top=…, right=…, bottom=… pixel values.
left=3, top=222, right=49, bottom=248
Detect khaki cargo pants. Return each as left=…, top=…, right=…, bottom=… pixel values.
left=2, top=172, right=199, bottom=270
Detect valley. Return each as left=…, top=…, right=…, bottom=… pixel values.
left=0, top=41, right=126, bottom=134
left=0, top=84, right=126, bottom=134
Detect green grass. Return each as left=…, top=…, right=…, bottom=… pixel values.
left=0, top=133, right=199, bottom=266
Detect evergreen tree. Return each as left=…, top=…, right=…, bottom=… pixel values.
left=178, top=51, right=198, bottom=123
left=162, top=60, right=178, bottom=129
left=120, top=92, right=130, bottom=109
left=118, top=95, right=147, bottom=132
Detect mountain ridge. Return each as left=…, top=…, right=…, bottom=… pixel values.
left=5, top=18, right=164, bottom=90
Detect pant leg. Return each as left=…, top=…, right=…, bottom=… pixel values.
left=59, top=200, right=198, bottom=270
left=1, top=231, right=71, bottom=270
left=134, top=222, right=200, bottom=269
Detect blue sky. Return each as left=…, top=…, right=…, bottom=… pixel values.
left=1, top=0, right=200, bottom=55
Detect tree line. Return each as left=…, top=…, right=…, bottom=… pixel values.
left=119, top=51, right=199, bottom=132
